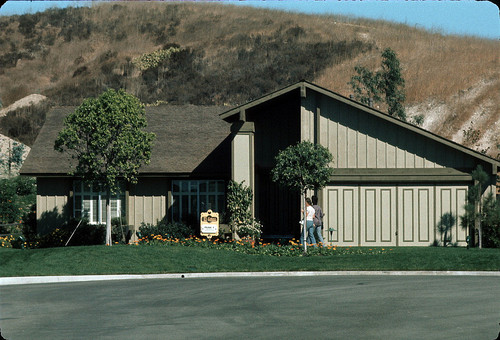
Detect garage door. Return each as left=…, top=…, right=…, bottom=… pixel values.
left=323, top=184, right=468, bottom=247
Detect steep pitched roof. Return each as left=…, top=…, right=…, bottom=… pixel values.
left=220, top=80, right=500, bottom=168
left=21, top=105, right=232, bottom=176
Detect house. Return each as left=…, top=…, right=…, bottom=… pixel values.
left=21, top=81, right=499, bottom=246
left=21, top=105, right=232, bottom=235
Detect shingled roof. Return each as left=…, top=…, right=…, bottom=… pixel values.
left=21, top=105, right=232, bottom=176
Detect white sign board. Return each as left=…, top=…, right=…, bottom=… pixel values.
left=200, top=209, right=219, bottom=238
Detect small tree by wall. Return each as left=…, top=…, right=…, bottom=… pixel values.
left=271, top=141, right=334, bottom=253
left=54, top=89, right=155, bottom=246
left=226, top=180, right=262, bottom=240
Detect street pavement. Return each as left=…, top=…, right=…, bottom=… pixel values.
left=0, top=274, right=499, bottom=339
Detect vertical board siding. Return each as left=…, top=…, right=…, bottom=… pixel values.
left=36, top=178, right=72, bottom=234
left=314, top=97, right=479, bottom=170
left=128, top=178, right=168, bottom=229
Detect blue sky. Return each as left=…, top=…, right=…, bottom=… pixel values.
left=0, top=0, right=498, bottom=40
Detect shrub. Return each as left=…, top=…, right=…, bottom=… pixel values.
left=0, top=177, right=35, bottom=224
left=226, top=180, right=262, bottom=240
left=0, top=100, right=50, bottom=146
left=138, top=220, right=194, bottom=240
left=37, top=219, right=105, bottom=248
left=481, top=193, right=500, bottom=248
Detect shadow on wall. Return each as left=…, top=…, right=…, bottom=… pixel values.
left=37, top=205, right=70, bottom=235
left=436, top=212, right=457, bottom=247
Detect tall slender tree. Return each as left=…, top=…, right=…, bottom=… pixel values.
left=349, top=47, right=406, bottom=121
left=55, top=89, right=155, bottom=245
left=271, top=141, right=333, bottom=253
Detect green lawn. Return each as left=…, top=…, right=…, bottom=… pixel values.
left=1, top=245, right=499, bottom=277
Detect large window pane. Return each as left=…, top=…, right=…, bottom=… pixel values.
left=74, top=181, right=125, bottom=224
left=199, top=182, right=207, bottom=193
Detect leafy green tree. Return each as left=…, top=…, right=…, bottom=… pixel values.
left=54, top=89, right=155, bottom=245
left=349, top=47, right=406, bottom=120
left=481, top=193, right=500, bottom=248
left=379, top=48, right=406, bottom=120
left=271, top=141, right=334, bottom=252
left=0, top=176, right=36, bottom=226
left=348, top=65, right=382, bottom=107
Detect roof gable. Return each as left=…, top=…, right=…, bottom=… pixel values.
left=220, top=80, right=500, bottom=168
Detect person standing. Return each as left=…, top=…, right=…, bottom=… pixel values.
left=312, top=195, right=325, bottom=247
left=300, top=197, right=317, bottom=248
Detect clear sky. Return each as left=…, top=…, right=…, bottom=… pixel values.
left=0, top=0, right=498, bottom=40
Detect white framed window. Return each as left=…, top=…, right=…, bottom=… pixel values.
left=73, top=180, right=125, bottom=224
left=171, top=180, right=225, bottom=224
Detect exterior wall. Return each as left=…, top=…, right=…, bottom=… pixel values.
left=302, top=92, right=478, bottom=170
left=300, top=90, right=487, bottom=247
left=128, top=177, right=169, bottom=232
left=232, top=134, right=253, bottom=185
left=247, top=92, right=301, bottom=237
left=36, top=177, right=72, bottom=235
left=323, top=183, right=469, bottom=246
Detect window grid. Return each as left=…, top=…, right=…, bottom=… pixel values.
left=73, top=180, right=125, bottom=224
left=171, top=180, right=225, bottom=223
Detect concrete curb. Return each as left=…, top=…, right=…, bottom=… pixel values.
left=1, top=270, right=500, bottom=286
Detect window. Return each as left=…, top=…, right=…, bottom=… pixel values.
left=73, top=180, right=125, bottom=224
left=171, top=180, right=225, bottom=225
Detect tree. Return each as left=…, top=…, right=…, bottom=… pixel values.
left=54, top=89, right=155, bottom=246
left=349, top=47, right=406, bottom=121
left=271, top=141, right=334, bottom=253
left=348, top=65, right=381, bottom=107
left=0, top=141, right=25, bottom=177
left=461, top=165, right=490, bottom=248
left=226, top=180, right=262, bottom=240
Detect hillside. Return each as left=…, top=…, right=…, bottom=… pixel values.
left=0, top=2, right=498, bottom=158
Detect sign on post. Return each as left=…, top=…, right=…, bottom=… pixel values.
left=200, top=209, right=219, bottom=239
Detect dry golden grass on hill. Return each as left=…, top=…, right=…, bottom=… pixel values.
left=0, top=2, right=498, bottom=157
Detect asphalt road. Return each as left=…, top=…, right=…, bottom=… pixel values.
left=1, top=275, right=499, bottom=339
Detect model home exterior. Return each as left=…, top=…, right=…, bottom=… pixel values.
left=21, top=81, right=499, bottom=246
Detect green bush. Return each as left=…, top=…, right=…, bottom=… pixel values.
left=139, top=220, right=194, bottom=240
left=37, top=219, right=105, bottom=248
left=481, top=193, right=500, bottom=248
left=0, top=177, right=36, bottom=224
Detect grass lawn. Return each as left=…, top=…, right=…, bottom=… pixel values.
left=0, top=245, right=499, bottom=277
